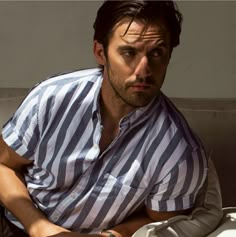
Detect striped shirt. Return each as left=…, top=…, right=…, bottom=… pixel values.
left=2, top=68, right=207, bottom=233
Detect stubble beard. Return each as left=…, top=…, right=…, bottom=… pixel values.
left=107, top=66, right=158, bottom=108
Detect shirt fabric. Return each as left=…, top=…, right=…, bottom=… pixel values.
left=2, top=68, right=207, bottom=233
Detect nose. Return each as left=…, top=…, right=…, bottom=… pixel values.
left=134, top=56, right=152, bottom=78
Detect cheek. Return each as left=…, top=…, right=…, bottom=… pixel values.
left=150, top=65, right=166, bottom=78
left=108, top=58, right=133, bottom=78
left=151, top=65, right=168, bottom=86
left=107, top=50, right=134, bottom=74
left=110, top=57, right=127, bottom=71
left=153, top=58, right=169, bottom=73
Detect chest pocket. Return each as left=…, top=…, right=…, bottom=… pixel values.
left=81, top=173, right=147, bottom=230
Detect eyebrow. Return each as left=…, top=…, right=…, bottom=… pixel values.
left=153, top=41, right=168, bottom=48
left=117, top=45, right=137, bottom=52
left=117, top=41, right=168, bottom=53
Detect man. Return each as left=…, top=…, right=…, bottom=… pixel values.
left=0, top=1, right=221, bottom=237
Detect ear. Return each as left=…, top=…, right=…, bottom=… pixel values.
left=93, top=40, right=106, bottom=66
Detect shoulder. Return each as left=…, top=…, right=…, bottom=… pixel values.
left=26, top=68, right=102, bottom=102
left=36, top=68, right=102, bottom=90
left=13, top=68, right=102, bottom=119
left=159, top=93, right=203, bottom=151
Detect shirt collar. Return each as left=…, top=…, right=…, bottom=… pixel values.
left=120, top=94, right=162, bottom=128
left=92, top=73, right=162, bottom=127
left=92, top=71, right=103, bottom=118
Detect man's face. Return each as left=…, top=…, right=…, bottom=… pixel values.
left=97, top=18, right=171, bottom=108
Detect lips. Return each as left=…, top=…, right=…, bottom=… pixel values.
left=129, top=83, right=151, bottom=91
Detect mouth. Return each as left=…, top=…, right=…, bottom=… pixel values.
left=129, top=83, right=152, bottom=92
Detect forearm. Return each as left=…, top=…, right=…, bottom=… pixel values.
left=0, top=163, right=51, bottom=235
left=47, top=215, right=152, bottom=237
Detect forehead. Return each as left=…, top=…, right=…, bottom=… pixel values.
left=111, top=18, right=170, bottom=45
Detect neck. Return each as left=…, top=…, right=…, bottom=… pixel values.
left=100, top=79, right=135, bottom=125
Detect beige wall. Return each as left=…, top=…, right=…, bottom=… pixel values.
left=0, top=1, right=235, bottom=98
left=163, top=1, right=236, bottom=98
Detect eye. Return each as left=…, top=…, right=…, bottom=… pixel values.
left=122, top=49, right=136, bottom=58
left=149, top=48, right=164, bottom=58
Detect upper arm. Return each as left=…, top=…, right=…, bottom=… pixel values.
left=0, top=136, right=32, bottom=171
left=1, top=86, right=41, bottom=165
left=145, top=147, right=207, bottom=215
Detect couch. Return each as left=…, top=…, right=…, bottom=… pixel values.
left=0, top=88, right=235, bottom=208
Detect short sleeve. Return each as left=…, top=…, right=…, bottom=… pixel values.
left=145, top=147, right=208, bottom=212
left=1, top=86, right=41, bottom=159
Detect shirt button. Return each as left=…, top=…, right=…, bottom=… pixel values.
left=93, top=144, right=99, bottom=150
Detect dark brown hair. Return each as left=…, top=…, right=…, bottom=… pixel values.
left=93, top=0, right=183, bottom=54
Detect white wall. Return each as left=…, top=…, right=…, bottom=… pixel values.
left=0, top=1, right=235, bottom=98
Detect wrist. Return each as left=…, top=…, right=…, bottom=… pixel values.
left=27, top=218, right=52, bottom=236
left=100, top=230, right=122, bottom=237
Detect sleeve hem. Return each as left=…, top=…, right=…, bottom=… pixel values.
left=146, top=195, right=194, bottom=212
left=2, top=123, right=31, bottom=158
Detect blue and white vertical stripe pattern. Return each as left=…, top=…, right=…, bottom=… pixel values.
left=2, top=68, right=207, bottom=233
